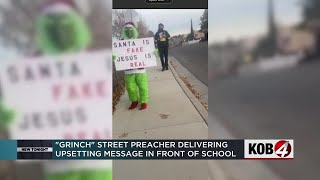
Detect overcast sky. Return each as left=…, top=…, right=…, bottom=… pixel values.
left=0, top=48, right=18, bottom=62
left=209, top=0, right=303, bottom=43
left=0, top=1, right=304, bottom=59
left=136, top=9, right=205, bottom=36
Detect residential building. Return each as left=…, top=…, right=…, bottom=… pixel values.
left=194, top=30, right=205, bottom=40
left=277, top=26, right=316, bottom=55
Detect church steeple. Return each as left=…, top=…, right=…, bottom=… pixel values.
left=190, top=19, right=194, bottom=40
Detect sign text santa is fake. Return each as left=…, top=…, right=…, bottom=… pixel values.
left=113, top=37, right=157, bottom=71
left=0, top=51, right=112, bottom=140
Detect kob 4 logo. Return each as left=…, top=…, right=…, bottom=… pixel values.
left=244, top=139, right=294, bottom=159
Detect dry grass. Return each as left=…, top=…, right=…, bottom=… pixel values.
left=171, top=61, right=208, bottom=111
left=118, top=133, right=128, bottom=138
left=113, top=81, right=126, bottom=114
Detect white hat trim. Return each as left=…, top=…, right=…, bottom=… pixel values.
left=42, top=3, right=73, bottom=15
left=124, top=23, right=135, bottom=28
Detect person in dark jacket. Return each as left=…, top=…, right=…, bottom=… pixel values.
left=154, top=23, right=170, bottom=71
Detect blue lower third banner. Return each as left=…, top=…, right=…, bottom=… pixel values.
left=0, top=139, right=294, bottom=160
left=0, top=140, right=17, bottom=160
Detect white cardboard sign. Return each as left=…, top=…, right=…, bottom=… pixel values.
left=0, top=51, right=112, bottom=140
left=112, top=37, right=157, bottom=71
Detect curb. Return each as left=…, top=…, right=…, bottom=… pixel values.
left=168, top=60, right=208, bottom=125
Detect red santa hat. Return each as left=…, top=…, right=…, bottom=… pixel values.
left=41, top=0, right=77, bottom=15
left=124, top=22, right=136, bottom=28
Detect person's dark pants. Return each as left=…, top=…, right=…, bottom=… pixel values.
left=158, top=47, right=169, bottom=68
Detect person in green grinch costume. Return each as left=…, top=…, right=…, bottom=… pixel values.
left=0, top=0, right=112, bottom=180
left=113, top=22, right=158, bottom=110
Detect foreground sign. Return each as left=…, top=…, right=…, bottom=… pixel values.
left=0, top=51, right=112, bottom=140
left=113, top=37, right=157, bottom=71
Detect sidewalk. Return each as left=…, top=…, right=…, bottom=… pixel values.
left=112, top=57, right=208, bottom=180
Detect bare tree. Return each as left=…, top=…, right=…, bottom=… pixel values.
left=137, top=18, right=149, bottom=38
left=112, top=10, right=150, bottom=39
left=86, top=0, right=112, bottom=49
left=146, top=30, right=154, bottom=38
left=0, top=0, right=43, bottom=54
left=112, top=9, right=126, bottom=40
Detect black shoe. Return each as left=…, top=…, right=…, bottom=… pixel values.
left=162, top=67, right=165, bottom=71
left=166, top=66, right=169, bottom=70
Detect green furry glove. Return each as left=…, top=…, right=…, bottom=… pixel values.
left=0, top=101, right=15, bottom=129
left=112, top=53, right=117, bottom=61
left=153, top=49, right=159, bottom=58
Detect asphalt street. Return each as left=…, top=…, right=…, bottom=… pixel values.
left=170, top=42, right=208, bottom=86
left=209, top=60, right=320, bottom=180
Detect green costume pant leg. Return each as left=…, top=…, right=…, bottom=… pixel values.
left=125, top=74, right=139, bottom=102
left=46, top=171, right=80, bottom=180
left=135, top=73, right=149, bottom=104
left=46, top=169, right=112, bottom=180
left=125, top=73, right=149, bottom=103
left=81, top=170, right=112, bottom=180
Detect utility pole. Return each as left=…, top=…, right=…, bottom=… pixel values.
left=267, top=0, right=277, bottom=56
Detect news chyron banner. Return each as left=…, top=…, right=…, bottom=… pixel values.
left=0, top=139, right=294, bottom=160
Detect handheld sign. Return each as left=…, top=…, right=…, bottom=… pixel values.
left=0, top=51, right=112, bottom=140
left=113, top=37, right=157, bottom=71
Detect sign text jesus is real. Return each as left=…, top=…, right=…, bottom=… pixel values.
left=0, top=51, right=112, bottom=140
left=112, top=37, right=157, bottom=71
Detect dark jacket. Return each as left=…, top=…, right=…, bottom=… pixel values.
left=154, top=30, right=170, bottom=48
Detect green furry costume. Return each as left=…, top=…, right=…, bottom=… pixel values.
left=113, top=23, right=157, bottom=110
left=0, top=2, right=112, bottom=180
left=125, top=73, right=149, bottom=104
